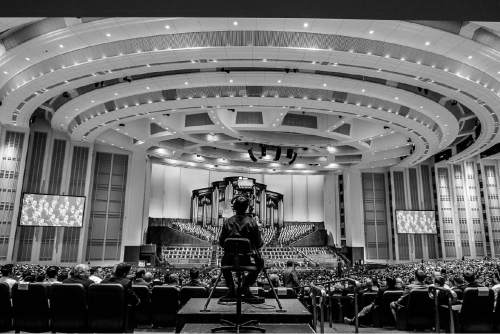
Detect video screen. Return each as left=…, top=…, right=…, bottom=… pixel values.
left=20, top=194, right=85, bottom=227
left=396, top=210, right=437, bottom=234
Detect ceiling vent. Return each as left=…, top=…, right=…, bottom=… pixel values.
left=236, top=112, right=263, bottom=124
left=150, top=122, right=167, bottom=135
left=332, top=123, right=351, bottom=136
left=282, top=113, right=317, bottom=129
left=185, top=113, right=214, bottom=127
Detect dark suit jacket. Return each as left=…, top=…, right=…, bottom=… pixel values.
left=219, top=214, right=263, bottom=251
left=374, top=287, right=402, bottom=306
left=283, top=268, right=300, bottom=288
left=396, top=282, right=428, bottom=306
left=63, top=276, right=94, bottom=289
left=101, top=276, right=140, bottom=306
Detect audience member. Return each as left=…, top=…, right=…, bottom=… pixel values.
left=101, top=263, right=140, bottom=306
left=45, top=266, right=61, bottom=284
left=283, top=260, right=300, bottom=288
left=0, top=264, right=17, bottom=288
left=63, top=264, right=93, bottom=289
left=89, top=266, right=103, bottom=284
left=390, top=269, right=428, bottom=321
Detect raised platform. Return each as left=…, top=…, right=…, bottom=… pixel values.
left=176, top=298, right=312, bottom=332
left=181, top=323, right=315, bottom=333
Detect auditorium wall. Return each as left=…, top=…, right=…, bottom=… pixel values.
left=149, top=163, right=325, bottom=222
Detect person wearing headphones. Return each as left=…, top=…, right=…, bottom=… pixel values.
left=219, top=195, right=264, bottom=303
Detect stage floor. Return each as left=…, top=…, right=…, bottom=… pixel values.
left=176, top=298, right=312, bottom=332
left=181, top=323, right=314, bottom=333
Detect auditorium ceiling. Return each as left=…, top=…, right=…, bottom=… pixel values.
left=0, top=18, right=499, bottom=173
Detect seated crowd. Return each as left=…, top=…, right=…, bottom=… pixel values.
left=171, top=222, right=214, bottom=242
left=2, top=258, right=500, bottom=331
left=277, top=224, right=315, bottom=245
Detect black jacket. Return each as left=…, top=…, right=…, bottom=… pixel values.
left=63, top=276, right=94, bottom=289
left=101, top=276, right=140, bottom=306
left=219, top=214, right=263, bottom=251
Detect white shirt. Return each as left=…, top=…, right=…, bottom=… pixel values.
left=0, top=277, right=17, bottom=289
left=89, top=275, right=102, bottom=284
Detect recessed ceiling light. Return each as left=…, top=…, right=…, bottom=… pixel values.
left=394, top=97, right=399, bottom=100
left=233, top=21, right=238, bottom=26
left=262, top=58, right=267, bottom=62
left=361, top=89, right=366, bottom=93
left=369, top=30, right=374, bottom=34
left=59, top=44, right=64, bottom=48
left=468, top=55, right=473, bottom=59
left=323, top=83, right=327, bottom=87
left=114, top=93, right=118, bottom=96
left=184, top=81, right=188, bottom=85
left=105, top=33, right=111, bottom=37
left=3, top=71, right=8, bottom=75
left=25, top=57, right=30, bottom=61
left=425, top=41, right=430, bottom=46
left=303, top=22, right=309, bottom=28
left=146, top=86, right=150, bottom=90
left=277, top=79, right=281, bottom=83
left=229, top=79, right=233, bottom=83
left=165, top=25, right=170, bottom=29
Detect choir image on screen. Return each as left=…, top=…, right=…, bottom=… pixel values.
left=20, top=194, right=85, bottom=227
left=396, top=210, right=437, bottom=234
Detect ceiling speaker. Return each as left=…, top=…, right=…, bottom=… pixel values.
left=289, top=152, right=297, bottom=165
left=286, top=148, right=293, bottom=159
left=248, top=148, right=258, bottom=162
left=261, top=145, right=266, bottom=158
left=274, top=147, right=281, bottom=161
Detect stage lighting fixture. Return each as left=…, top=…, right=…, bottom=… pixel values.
left=261, top=145, right=267, bottom=158
left=289, top=152, right=298, bottom=165
left=286, top=148, right=293, bottom=159
left=248, top=148, right=258, bottom=162
left=274, top=147, right=281, bottom=161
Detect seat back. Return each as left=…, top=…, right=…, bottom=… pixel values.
left=0, top=282, right=12, bottom=331
left=459, top=287, right=494, bottom=332
left=180, top=286, right=208, bottom=306
left=50, top=284, right=87, bottom=332
left=406, top=289, right=435, bottom=330
left=361, top=291, right=378, bottom=307
left=378, top=290, right=403, bottom=327
left=132, top=285, right=151, bottom=326
left=12, top=283, right=50, bottom=332
left=212, top=286, right=229, bottom=298
left=151, top=286, right=180, bottom=327
left=264, top=287, right=296, bottom=299
left=87, top=284, right=127, bottom=332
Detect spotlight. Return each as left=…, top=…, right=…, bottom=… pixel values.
left=286, top=148, right=293, bottom=159
left=274, top=147, right=281, bottom=161
left=248, top=148, right=258, bottom=162
left=261, top=145, right=267, bottom=158
left=289, top=152, right=298, bottom=165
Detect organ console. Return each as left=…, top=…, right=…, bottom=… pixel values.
left=191, top=177, right=284, bottom=228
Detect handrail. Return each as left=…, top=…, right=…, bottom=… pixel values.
left=309, top=277, right=361, bottom=333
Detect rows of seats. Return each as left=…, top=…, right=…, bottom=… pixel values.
left=171, top=222, right=214, bottom=242
left=0, top=282, right=298, bottom=332
left=307, top=287, right=500, bottom=332
left=277, top=224, right=315, bottom=245
left=162, top=247, right=212, bottom=265
left=0, top=282, right=132, bottom=332
left=261, top=227, right=276, bottom=245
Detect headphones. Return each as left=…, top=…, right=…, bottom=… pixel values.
left=231, top=194, right=249, bottom=205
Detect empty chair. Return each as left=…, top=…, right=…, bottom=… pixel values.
left=12, top=283, right=50, bottom=332
left=0, top=283, right=12, bottom=332
left=457, top=287, right=494, bottom=332
left=132, top=285, right=151, bottom=327
left=397, top=289, right=435, bottom=330
left=151, top=286, right=179, bottom=327
left=88, top=283, right=128, bottom=332
left=50, top=283, right=87, bottom=332
left=180, top=286, right=207, bottom=306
